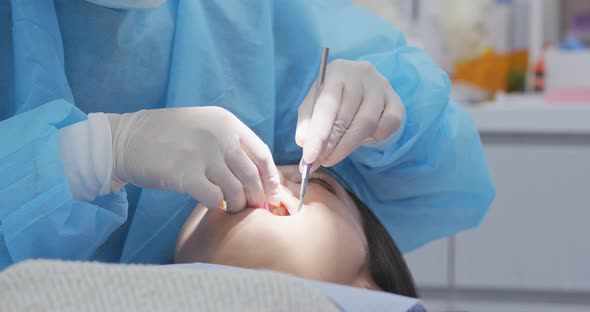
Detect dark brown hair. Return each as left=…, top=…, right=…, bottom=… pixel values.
left=347, top=190, right=418, bottom=298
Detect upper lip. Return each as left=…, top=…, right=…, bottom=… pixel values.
left=256, top=184, right=301, bottom=215
left=281, top=195, right=300, bottom=215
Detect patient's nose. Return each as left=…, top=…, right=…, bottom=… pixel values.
left=277, top=167, right=286, bottom=186
left=276, top=165, right=301, bottom=186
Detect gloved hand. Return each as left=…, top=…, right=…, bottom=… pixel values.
left=107, top=107, right=281, bottom=212
left=295, top=60, right=405, bottom=171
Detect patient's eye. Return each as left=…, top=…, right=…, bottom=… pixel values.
left=309, top=175, right=337, bottom=195
left=293, top=172, right=337, bottom=195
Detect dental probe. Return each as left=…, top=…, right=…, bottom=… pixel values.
left=298, top=47, right=330, bottom=212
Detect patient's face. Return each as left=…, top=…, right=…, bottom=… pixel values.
left=176, top=165, right=376, bottom=289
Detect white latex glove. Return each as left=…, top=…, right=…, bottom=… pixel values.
left=107, top=107, right=281, bottom=212
left=295, top=60, right=405, bottom=171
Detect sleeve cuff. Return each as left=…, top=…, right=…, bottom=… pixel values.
left=58, top=113, right=115, bottom=202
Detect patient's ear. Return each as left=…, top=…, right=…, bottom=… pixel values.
left=353, top=279, right=382, bottom=291
left=352, top=270, right=382, bottom=291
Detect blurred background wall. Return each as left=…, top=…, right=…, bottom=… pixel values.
left=352, top=1, right=590, bottom=311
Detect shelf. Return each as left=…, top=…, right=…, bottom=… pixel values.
left=462, top=96, right=590, bottom=135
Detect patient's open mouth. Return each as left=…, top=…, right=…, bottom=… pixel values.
left=267, top=202, right=290, bottom=216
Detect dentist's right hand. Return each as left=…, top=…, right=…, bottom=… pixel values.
left=106, top=107, right=281, bottom=212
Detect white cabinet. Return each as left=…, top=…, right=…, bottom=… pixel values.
left=446, top=301, right=590, bottom=312
left=404, top=238, right=450, bottom=287
left=403, top=103, right=590, bottom=310
left=455, top=138, right=590, bottom=291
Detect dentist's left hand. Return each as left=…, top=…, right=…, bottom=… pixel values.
left=106, top=107, right=281, bottom=212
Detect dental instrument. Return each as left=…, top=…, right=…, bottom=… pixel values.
left=298, top=47, right=330, bottom=212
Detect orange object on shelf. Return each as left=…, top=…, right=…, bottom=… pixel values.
left=452, top=49, right=528, bottom=93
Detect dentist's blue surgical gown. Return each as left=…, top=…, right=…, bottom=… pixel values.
left=0, top=0, right=495, bottom=269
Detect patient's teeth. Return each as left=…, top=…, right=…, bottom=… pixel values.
left=276, top=206, right=287, bottom=216
left=268, top=203, right=290, bottom=216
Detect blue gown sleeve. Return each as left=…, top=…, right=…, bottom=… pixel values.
left=342, top=47, right=495, bottom=252
left=274, top=0, right=495, bottom=252
left=0, top=101, right=128, bottom=269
